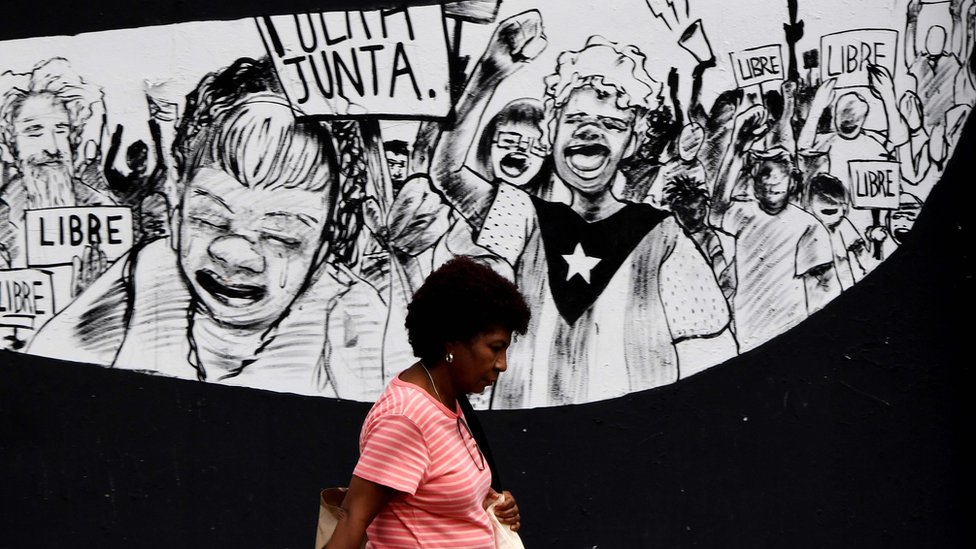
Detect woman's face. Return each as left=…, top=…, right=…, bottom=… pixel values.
left=490, top=122, right=547, bottom=187
left=448, top=326, right=513, bottom=394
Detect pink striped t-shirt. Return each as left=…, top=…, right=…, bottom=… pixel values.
left=354, top=376, right=494, bottom=548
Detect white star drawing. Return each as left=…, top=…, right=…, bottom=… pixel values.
left=562, top=243, right=602, bottom=284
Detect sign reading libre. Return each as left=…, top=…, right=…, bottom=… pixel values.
left=849, top=160, right=901, bottom=210
left=0, top=268, right=55, bottom=330
left=820, top=29, right=898, bottom=88
left=24, top=207, right=133, bottom=267
left=730, top=44, right=784, bottom=88
left=256, top=5, right=452, bottom=118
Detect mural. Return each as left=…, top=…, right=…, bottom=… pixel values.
left=1, top=0, right=972, bottom=408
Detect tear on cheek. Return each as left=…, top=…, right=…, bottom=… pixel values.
left=278, top=262, right=289, bottom=289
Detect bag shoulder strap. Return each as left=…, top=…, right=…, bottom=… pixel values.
left=457, top=394, right=503, bottom=492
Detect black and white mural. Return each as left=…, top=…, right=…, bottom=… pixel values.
left=1, top=0, right=972, bottom=408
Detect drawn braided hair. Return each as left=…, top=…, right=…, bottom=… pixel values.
left=327, top=120, right=369, bottom=268
left=172, top=57, right=369, bottom=269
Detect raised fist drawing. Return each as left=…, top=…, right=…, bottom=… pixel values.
left=480, top=10, right=548, bottom=80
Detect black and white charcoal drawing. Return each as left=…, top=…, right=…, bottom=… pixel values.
left=1, top=0, right=972, bottom=408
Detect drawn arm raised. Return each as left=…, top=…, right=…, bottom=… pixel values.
left=104, top=124, right=126, bottom=187
left=710, top=104, right=767, bottom=226
left=148, top=119, right=167, bottom=189
left=797, top=77, right=836, bottom=155
left=868, top=64, right=909, bottom=149
left=768, top=79, right=798, bottom=154
left=429, top=10, right=547, bottom=229
left=866, top=63, right=925, bottom=183
left=905, top=0, right=922, bottom=69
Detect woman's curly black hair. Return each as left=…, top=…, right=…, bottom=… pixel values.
left=405, top=256, right=530, bottom=365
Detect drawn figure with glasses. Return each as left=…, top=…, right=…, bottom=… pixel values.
left=429, top=97, right=556, bottom=286
left=475, top=98, right=553, bottom=196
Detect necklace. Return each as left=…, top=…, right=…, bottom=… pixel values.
left=420, top=363, right=485, bottom=470
left=420, top=362, right=443, bottom=404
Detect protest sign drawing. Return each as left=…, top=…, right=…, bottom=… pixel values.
left=849, top=160, right=902, bottom=210
left=256, top=5, right=452, bottom=119
left=821, top=28, right=899, bottom=88
left=730, top=44, right=785, bottom=88
left=24, top=207, right=134, bottom=268
left=0, top=269, right=56, bottom=330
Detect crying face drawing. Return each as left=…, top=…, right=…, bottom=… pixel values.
left=178, top=167, right=330, bottom=330
left=174, top=95, right=337, bottom=331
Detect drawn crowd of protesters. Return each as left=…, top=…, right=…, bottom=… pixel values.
left=1, top=0, right=972, bottom=407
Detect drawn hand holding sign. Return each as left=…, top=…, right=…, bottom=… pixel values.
left=867, top=63, right=911, bottom=148
left=821, top=29, right=898, bottom=89
left=806, top=76, right=838, bottom=127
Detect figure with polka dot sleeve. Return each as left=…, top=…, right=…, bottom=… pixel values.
left=429, top=11, right=738, bottom=409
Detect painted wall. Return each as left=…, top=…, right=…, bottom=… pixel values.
left=0, top=0, right=972, bottom=409
left=0, top=1, right=971, bottom=547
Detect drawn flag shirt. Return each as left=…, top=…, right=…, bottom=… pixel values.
left=354, top=376, right=493, bottom=549
left=476, top=183, right=731, bottom=408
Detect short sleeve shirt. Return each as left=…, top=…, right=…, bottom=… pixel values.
left=479, top=183, right=727, bottom=340
left=831, top=218, right=866, bottom=291
left=721, top=200, right=833, bottom=352
left=477, top=182, right=537, bottom=268
left=355, top=377, right=493, bottom=548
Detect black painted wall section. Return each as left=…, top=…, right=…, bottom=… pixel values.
left=0, top=0, right=446, bottom=42
left=1, top=1, right=973, bottom=547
